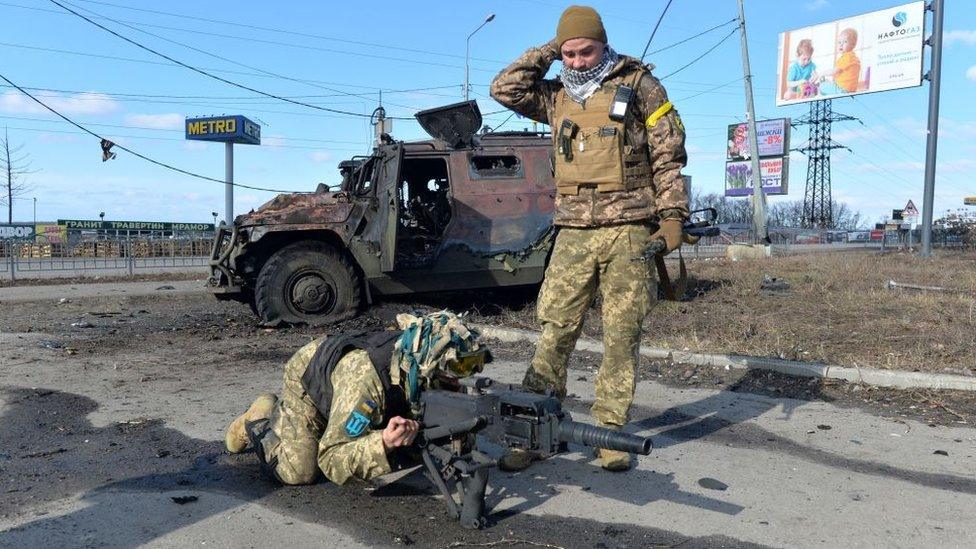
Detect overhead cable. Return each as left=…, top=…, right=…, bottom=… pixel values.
left=64, top=0, right=505, bottom=64
left=0, top=72, right=304, bottom=193
left=647, top=18, right=738, bottom=57
left=0, top=114, right=365, bottom=145
left=61, top=0, right=425, bottom=112
left=47, top=0, right=417, bottom=120
left=659, top=28, right=738, bottom=81
left=674, top=77, right=743, bottom=102
left=640, top=0, right=675, bottom=62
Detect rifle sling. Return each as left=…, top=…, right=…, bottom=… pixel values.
left=653, top=248, right=687, bottom=301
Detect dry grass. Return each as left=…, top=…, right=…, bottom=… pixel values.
left=482, top=250, right=976, bottom=375
left=641, top=250, right=976, bottom=374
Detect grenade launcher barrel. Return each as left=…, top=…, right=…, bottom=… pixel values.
left=557, top=420, right=652, bottom=455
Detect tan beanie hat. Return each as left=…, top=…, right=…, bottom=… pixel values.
left=556, top=6, right=607, bottom=47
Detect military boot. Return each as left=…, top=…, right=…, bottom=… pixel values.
left=596, top=422, right=633, bottom=472
left=498, top=448, right=542, bottom=472
left=225, top=393, right=277, bottom=453
left=597, top=448, right=633, bottom=472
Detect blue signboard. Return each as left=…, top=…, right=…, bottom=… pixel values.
left=185, top=115, right=261, bottom=145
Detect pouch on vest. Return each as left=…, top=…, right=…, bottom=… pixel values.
left=552, top=70, right=651, bottom=195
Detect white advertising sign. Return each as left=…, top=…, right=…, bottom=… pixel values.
left=776, top=2, right=925, bottom=106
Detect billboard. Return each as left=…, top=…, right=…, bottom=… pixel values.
left=35, top=224, right=67, bottom=244
left=185, top=115, right=261, bottom=145
left=776, top=2, right=925, bottom=106
left=725, top=157, right=789, bottom=196
left=727, top=118, right=790, bottom=161
left=58, top=220, right=216, bottom=232
left=0, top=223, right=35, bottom=240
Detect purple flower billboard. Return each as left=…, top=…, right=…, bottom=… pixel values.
left=725, top=158, right=789, bottom=197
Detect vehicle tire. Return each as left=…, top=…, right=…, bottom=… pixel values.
left=254, top=240, right=362, bottom=326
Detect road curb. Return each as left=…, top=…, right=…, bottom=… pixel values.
left=473, top=324, right=976, bottom=392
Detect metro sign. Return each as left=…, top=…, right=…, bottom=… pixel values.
left=185, top=115, right=261, bottom=145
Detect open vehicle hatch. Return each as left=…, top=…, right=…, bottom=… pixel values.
left=415, top=100, right=483, bottom=149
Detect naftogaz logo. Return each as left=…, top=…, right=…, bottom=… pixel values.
left=892, top=11, right=908, bottom=27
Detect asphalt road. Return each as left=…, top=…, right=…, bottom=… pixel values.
left=1, top=281, right=974, bottom=548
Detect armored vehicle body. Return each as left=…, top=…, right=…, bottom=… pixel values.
left=208, top=102, right=557, bottom=325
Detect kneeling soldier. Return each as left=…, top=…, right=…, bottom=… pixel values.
left=225, top=311, right=489, bottom=485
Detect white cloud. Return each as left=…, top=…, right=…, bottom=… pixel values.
left=183, top=141, right=209, bottom=151
left=967, top=65, right=976, bottom=82
left=0, top=91, right=121, bottom=116
left=805, top=0, right=828, bottom=11
left=262, top=134, right=286, bottom=148
left=124, top=113, right=184, bottom=130
left=38, top=133, right=78, bottom=144
left=308, top=151, right=333, bottom=163
left=940, top=158, right=976, bottom=173
left=945, top=30, right=976, bottom=46
left=855, top=161, right=924, bottom=173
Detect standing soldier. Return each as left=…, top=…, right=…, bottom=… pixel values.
left=490, top=5, right=689, bottom=471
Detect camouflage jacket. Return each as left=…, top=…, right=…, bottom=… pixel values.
left=490, top=41, right=689, bottom=227
left=317, top=349, right=397, bottom=485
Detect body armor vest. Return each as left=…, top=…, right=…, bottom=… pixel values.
left=552, top=70, right=653, bottom=195
left=301, top=330, right=410, bottom=427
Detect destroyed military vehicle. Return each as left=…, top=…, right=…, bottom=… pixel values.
left=208, top=101, right=558, bottom=325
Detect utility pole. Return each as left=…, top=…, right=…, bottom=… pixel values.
left=225, top=142, right=234, bottom=226
left=920, top=0, right=945, bottom=257
left=465, top=14, right=495, bottom=101
left=736, top=0, right=767, bottom=243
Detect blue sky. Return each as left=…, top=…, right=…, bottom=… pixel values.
left=0, top=0, right=973, bottom=226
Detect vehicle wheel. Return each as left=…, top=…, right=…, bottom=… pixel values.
left=254, top=240, right=362, bottom=326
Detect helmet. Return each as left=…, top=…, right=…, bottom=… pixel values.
left=390, top=311, right=491, bottom=399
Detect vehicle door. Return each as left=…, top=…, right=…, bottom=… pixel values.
left=377, top=144, right=404, bottom=272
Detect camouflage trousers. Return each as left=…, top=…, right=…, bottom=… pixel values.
left=523, top=224, right=656, bottom=426
left=248, top=339, right=326, bottom=486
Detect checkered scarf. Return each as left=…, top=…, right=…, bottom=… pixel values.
left=560, top=45, right=618, bottom=103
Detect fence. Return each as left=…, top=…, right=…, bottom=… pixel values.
left=1, top=237, right=211, bottom=280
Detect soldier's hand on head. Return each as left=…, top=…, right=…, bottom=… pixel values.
left=543, top=38, right=561, bottom=60
left=381, top=416, right=420, bottom=451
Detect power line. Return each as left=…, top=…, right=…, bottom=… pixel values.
left=845, top=96, right=970, bottom=197
left=0, top=72, right=304, bottom=193
left=48, top=0, right=420, bottom=120
left=2, top=124, right=368, bottom=152
left=849, top=96, right=925, bottom=160
left=659, top=28, right=738, bottom=81
left=70, top=0, right=505, bottom=63
left=0, top=41, right=456, bottom=114
left=2, top=0, right=507, bottom=66
left=60, top=0, right=425, bottom=113
left=640, top=0, right=675, bottom=62
left=0, top=115, right=366, bottom=145
left=0, top=74, right=462, bottom=104
left=648, top=18, right=738, bottom=57
left=674, top=77, right=743, bottom=102
left=490, top=111, right=519, bottom=132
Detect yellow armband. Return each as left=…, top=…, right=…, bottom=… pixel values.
left=645, top=101, right=673, bottom=128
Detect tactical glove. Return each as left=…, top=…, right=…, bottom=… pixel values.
left=650, top=218, right=684, bottom=254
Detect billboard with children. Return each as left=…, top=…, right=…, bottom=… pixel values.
left=776, top=1, right=925, bottom=106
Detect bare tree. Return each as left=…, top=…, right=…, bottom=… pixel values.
left=694, top=193, right=866, bottom=230
left=0, top=127, right=35, bottom=223
left=691, top=193, right=753, bottom=224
